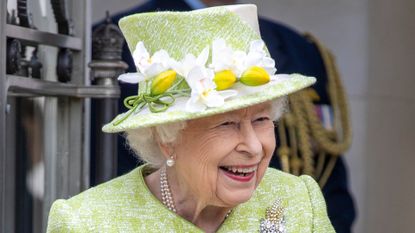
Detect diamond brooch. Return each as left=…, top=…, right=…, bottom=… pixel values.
left=259, top=198, right=286, bottom=233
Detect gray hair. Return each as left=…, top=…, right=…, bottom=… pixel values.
left=125, top=97, right=287, bottom=168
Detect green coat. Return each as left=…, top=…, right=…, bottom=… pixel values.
left=47, top=165, right=335, bottom=232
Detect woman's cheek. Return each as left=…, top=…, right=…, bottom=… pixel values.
left=261, top=129, right=276, bottom=154
left=200, top=130, right=238, bottom=157
left=256, top=159, right=271, bottom=187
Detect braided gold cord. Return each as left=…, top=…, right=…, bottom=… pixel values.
left=285, top=113, right=301, bottom=175
left=277, top=117, right=291, bottom=173
left=290, top=93, right=315, bottom=176
left=276, top=33, right=352, bottom=188
left=303, top=33, right=352, bottom=155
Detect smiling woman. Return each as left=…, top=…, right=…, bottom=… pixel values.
left=128, top=100, right=279, bottom=222
left=47, top=4, right=334, bottom=233
left=173, top=102, right=277, bottom=207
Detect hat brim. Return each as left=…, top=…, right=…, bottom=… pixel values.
left=102, top=74, right=315, bottom=133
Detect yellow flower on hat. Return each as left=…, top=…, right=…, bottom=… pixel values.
left=209, top=39, right=277, bottom=88
left=213, top=70, right=237, bottom=90
left=186, top=66, right=237, bottom=112
left=240, top=66, right=270, bottom=86
left=151, top=70, right=177, bottom=95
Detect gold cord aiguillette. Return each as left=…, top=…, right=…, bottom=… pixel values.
left=276, top=33, right=352, bottom=188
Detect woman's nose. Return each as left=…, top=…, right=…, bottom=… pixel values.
left=235, top=122, right=262, bottom=157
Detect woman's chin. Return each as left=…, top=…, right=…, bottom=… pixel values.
left=218, top=188, right=255, bottom=207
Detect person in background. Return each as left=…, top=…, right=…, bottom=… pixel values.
left=94, top=0, right=356, bottom=232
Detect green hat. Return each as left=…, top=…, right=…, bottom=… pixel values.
left=102, top=4, right=315, bottom=133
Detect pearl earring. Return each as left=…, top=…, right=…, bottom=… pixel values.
left=166, top=156, right=175, bottom=167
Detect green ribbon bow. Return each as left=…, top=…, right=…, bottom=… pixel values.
left=112, top=79, right=190, bottom=126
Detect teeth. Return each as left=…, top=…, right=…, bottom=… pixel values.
left=224, top=166, right=257, bottom=173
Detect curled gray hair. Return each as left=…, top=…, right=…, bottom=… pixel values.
left=125, top=97, right=287, bottom=168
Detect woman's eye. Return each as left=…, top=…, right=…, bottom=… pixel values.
left=254, top=117, right=270, bottom=122
left=215, top=121, right=239, bottom=129
left=220, top=121, right=236, bottom=126
left=253, top=117, right=273, bottom=129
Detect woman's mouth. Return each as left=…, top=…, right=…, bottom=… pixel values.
left=219, top=165, right=257, bottom=182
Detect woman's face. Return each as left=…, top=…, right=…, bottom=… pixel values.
left=172, top=102, right=276, bottom=207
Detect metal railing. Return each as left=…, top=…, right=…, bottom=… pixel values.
left=0, top=1, right=125, bottom=232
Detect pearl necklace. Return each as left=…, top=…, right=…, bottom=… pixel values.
left=160, top=166, right=232, bottom=219
left=160, top=166, right=177, bottom=212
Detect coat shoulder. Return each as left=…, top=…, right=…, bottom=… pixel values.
left=47, top=168, right=145, bottom=232
left=261, top=167, right=307, bottom=190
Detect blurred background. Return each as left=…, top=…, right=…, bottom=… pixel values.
left=2, top=0, right=415, bottom=232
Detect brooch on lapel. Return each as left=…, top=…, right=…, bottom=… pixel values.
left=259, top=198, right=286, bottom=233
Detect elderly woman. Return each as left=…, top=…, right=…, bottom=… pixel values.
left=47, top=4, right=334, bottom=233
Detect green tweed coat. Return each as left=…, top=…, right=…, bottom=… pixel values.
left=47, top=165, right=335, bottom=232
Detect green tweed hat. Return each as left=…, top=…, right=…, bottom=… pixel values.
left=102, top=4, right=316, bottom=133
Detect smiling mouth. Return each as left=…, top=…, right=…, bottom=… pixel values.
left=219, top=165, right=257, bottom=177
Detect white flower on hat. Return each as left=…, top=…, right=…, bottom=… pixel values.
left=208, top=39, right=277, bottom=89
left=245, top=40, right=277, bottom=76
left=210, top=39, right=277, bottom=77
left=171, top=46, right=210, bottom=78
left=171, top=46, right=237, bottom=112
left=210, top=39, right=247, bottom=77
left=185, top=66, right=237, bottom=112
left=118, top=41, right=173, bottom=83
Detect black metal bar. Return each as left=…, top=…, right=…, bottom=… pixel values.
left=7, top=75, right=120, bottom=98
left=89, top=12, right=127, bottom=185
left=5, top=25, right=82, bottom=50
left=93, top=99, right=118, bottom=184
left=1, top=0, right=11, bottom=232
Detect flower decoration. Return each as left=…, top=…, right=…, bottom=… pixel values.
left=210, top=39, right=246, bottom=76
left=186, top=66, right=237, bottom=112
left=170, top=46, right=237, bottom=112
left=171, top=46, right=210, bottom=78
left=245, top=40, right=276, bottom=76
left=240, top=66, right=270, bottom=86
left=210, top=39, right=277, bottom=89
left=114, top=39, right=277, bottom=125
left=213, top=70, right=237, bottom=90
left=151, top=70, right=177, bottom=95
left=118, top=41, right=175, bottom=84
